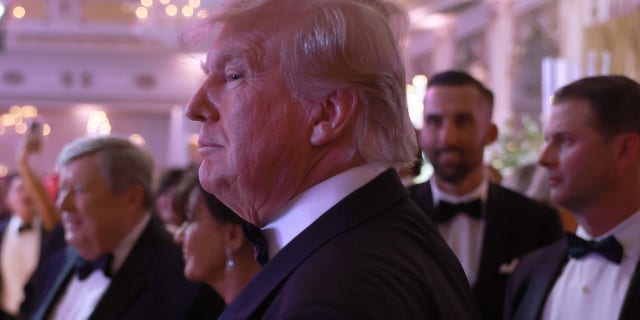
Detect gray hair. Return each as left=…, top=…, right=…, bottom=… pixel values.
left=57, top=135, right=154, bottom=209
left=184, top=0, right=417, bottom=169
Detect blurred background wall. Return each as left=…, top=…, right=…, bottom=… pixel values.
left=0, top=0, right=639, bottom=181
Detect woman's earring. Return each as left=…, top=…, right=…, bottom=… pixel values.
left=225, top=246, right=235, bottom=273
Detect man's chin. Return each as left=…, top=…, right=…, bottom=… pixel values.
left=434, top=169, right=467, bottom=185
left=200, top=174, right=232, bottom=197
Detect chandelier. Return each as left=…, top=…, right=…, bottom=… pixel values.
left=131, top=0, right=215, bottom=45
left=134, top=0, right=206, bottom=20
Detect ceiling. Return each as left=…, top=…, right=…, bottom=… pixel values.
left=395, top=0, right=480, bottom=14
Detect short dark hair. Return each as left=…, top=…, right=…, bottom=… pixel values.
left=427, top=70, right=494, bottom=110
left=553, top=75, right=640, bottom=139
left=155, top=168, right=187, bottom=198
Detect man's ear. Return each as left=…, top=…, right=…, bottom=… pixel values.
left=614, top=133, right=640, bottom=170
left=484, top=123, right=498, bottom=145
left=310, top=88, right=358, bottom=146
left=125, top=184, right=144, bottom=208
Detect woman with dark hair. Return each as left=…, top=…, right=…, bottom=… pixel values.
left=154, top=168, right=188, bottom=233
left=173, top=171, right=260, bottom=305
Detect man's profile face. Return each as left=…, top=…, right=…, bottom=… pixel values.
left=538, top=99, right=617, bottom=212
left=57, top=155, right=132, bottom=259
left=420, top=85, right=493, bottom=184
left=185, top=21, right=314, bottom=226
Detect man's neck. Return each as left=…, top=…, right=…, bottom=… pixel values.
left=572, top=186, right=640, bottom=237
left=574, top=205, right=640, bottom=238
left=434, top=166, right=485, bottom=196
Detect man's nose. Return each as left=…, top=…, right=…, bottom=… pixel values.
left=439, top=120, right=460, bottom=145
left=538, top=143, right=556, bottom=168
left=185, top=81, right=221, bottom=123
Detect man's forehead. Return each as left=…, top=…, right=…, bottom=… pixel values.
left=546, top=101, right=595, bottom=130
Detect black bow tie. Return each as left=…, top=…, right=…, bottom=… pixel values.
left=242, top=222, right=269, bottom=266
left=18, top=223, right=33, bottom=234
left=433, top=199, right=483, bottom=223
left=566, top=233, right=623, bottom=264
left=75, top=254, right=114, bottom=280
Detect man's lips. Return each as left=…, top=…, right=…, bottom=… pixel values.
left=61, top=213, right=80, bottom=230
left=547, top=175, right=562, bottom=187
left=436, top=150, right=462, bottom=164
left=198, top=141, right=223, bottom=156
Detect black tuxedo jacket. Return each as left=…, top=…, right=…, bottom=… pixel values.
left=504, top=237, right=640, bottom=320
left=219, top=169, right=481, bottom=320
left=409, top=181, right=563, bottom=320
left=23, top=216, right=224, bottom=320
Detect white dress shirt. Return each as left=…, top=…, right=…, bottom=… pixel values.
left=0, top=216, right=41, bottom=315
left=430, top=178, right=488, bottom=286
left=542, top=209, right=640, bottom=320
left=51, top=213, right=151, bottom=320
left=262, top=164, right=387, bottom=259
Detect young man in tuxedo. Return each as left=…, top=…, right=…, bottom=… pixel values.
left=410, top=70, right=563, bottom=319
left=504, top=75, right=640, bottom=320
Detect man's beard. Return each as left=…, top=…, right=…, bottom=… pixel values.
left=429, top=147, right=476, bottom=184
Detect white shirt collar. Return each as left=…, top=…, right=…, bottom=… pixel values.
left=576, top=208, right=640, bottom=263
left=9, top=215, right=41, bottom=234
left=262, top=164, right=387, bottom=259
left=110, top=212, right=151, bottom=275
left=430, top=176, right=489, bottom=206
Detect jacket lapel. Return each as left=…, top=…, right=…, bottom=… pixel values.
left=88, top=219, right=159, bottom=320
left=32, top=247, right=77, bottom=320
left=619, top=253, right=640, bottom=319
left=414, top=181, right=507, bottom=293
left=514, top=240, right=568, bottom=320
left=409, top=181, right=435, bottom=219
left=475, top=184, right=508, bottom=284
left=219, top=169, right=408, bottom=320
left=88, top=269, right=147, bottom=320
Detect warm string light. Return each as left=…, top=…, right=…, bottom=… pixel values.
left=0, top=104, right=51, bottom=178
left=407, top=74, right=428, bottom=130
left=0, top=105, right=50, bottom=136
left=134, top=0, right=204, bottom=20
left=84, top=110, right=144, bottom=144
left=86, top=110, right=111, bottom=135
left=12, top=5, right=25, bottom=19
left=0, top=165, right=8, bottom=178
left=129, top=134, right=146, bottom=146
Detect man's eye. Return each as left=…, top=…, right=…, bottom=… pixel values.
left=226, top=73, right=241, bottom=81
left=561, top=138, right=572, bottom=145
left=426, top=116, right=441, bottom=127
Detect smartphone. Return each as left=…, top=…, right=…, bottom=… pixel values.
left=27, top=120, right=43, bottom=152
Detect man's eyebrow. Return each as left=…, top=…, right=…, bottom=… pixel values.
left=201, top=50, right=237, bottom=74
left=200, top=60, right=208, bottom=74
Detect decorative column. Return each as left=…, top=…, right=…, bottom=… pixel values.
left=557, top=0, right=593, bottom=71
left=167, top=105, right=189, bottom=167
left=487, top=0, right=514, bottom=128
left=432, top=22, right=455, bottom=72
